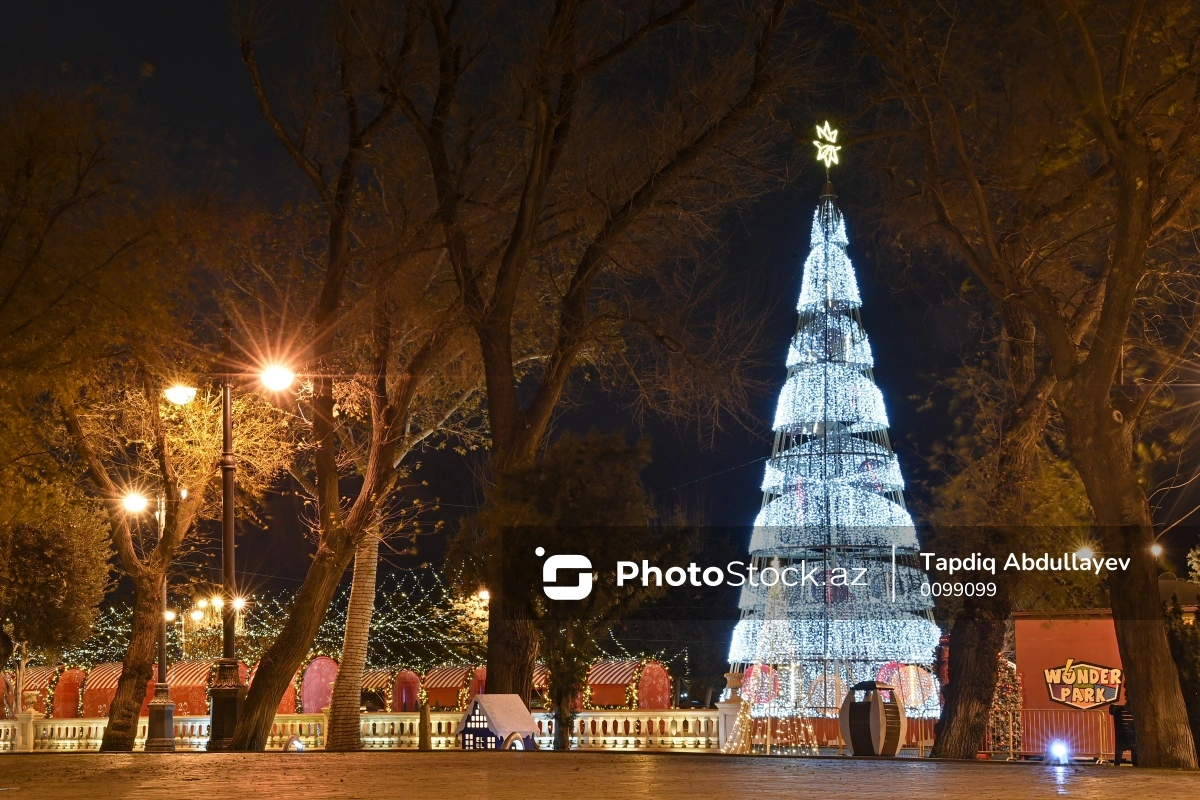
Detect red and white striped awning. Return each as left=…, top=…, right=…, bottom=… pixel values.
left=166, top=660, right=216, bottom=688
left=20, top=665, right=59, bottom=692
left=84, top=663, right=123, bottom=692
left=423, top=666, right=473, bottom=689
left=532, top=663, right=549, bottom=688
left=587, top=659, right=640, bottom=686
left=362, top=669, right=394, bottom=690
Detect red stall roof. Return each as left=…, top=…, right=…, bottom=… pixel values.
left=21, top=665, right=59, bottom=693
left=362, top=669, right=394, bottom=690
left=587, top=660, right=640, bottom=686
left=423, top=666, right=473, bottom=689
left=166, top=660, right=215, bottom=688
left=84, top=663, right=123, bottom=692
left=532, top=663, right=549, bottom=689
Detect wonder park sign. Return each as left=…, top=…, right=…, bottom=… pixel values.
left=1043, top=658, right=1123, bottom=710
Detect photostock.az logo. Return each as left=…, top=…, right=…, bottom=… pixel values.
left=537, top=547, right=593, bottom=600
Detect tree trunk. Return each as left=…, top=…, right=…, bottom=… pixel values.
left=418, top=702, right=431, bottom=750
left=0, top=630, right=12, bottom=718
left=230, top=545, right=355, bottom=751
left=14, top=643, right=28, bottom=713
left=0, top=629, right=13, bottom=691
left=325, top=534, right=379, bottom=751
left=1058, top=393, right=1198, bottom=768
left=101, top=572, right=162, bottom=751
left=931, top=589, right=1010, bottom=759
left=483, top=588, right=539, bottom=705
left=552, top=685, right=573, bottom=751
left=930, top=307, right=1048, bottom=760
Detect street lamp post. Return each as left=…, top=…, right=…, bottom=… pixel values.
left=124, top=493, right=175, bottom=753
left=163, top=328, right=294, bottom=751
left=207, top=345, right=245, bottom=751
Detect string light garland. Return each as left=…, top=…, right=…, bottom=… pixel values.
left=727, top=168, right=942, bottom=730
left=53, top=569, right=489, bottom=684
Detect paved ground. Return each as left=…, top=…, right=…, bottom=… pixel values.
left=0, top=752, right=1192, bottom=799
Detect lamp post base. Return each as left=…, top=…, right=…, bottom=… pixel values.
left=145, top=683, right=176, bottom=752
left=207, top=659, right=246, bottom=751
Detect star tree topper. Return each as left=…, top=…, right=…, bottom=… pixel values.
left=813, top=121, right=841, bottom=169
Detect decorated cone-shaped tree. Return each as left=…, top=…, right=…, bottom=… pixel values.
left=727, top=124, right=941, bottom=734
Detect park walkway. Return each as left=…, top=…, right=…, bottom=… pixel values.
left=0, top=751, right=1191, bottom=799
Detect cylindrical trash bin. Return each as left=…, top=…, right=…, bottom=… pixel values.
left=838, top=681, right=907, bottom=756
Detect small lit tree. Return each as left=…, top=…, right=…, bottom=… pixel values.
left=0, top=488, right=110, bottom=713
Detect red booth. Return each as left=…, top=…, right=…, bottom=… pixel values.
left=584, top=659, right=671, bottom=709
left=81, top=663, right=124, bottom=718
left=422, top=665, right=484, bottom=711
left=5, top=665, right=81, bottom=717
left=361, top=669, right=393, bottom=712
left=299, top=655, right=339, bottom=713
left=359, top=668, right=421, bottom=712
left=50, top=667, right=86, bottom=718
left=140, top=659, right=249, bottom=717
left=392, top=669, right=422, bottom=712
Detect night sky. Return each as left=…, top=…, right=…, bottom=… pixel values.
left=7, top=2, right=1193, bottom=595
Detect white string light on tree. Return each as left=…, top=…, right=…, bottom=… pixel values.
left=726, top=124, right=941, bottom=727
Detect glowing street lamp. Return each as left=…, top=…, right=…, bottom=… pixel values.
left=260, top=365, right=295, bottom=392
left=1150, top=542, right=1164, bottom=557
left=163, top=384, right=198, bottom=406
left=122, top=493, right=149, bottom=514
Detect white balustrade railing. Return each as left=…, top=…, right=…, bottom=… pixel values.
left=1, top=708, right=723, bottom=753
left=530, top=709, right=722, bottom=751
left=0, top=707, right=1125, bottom=758
left=31, top=719, right=113, bottom=751
left=358, top=711, right=463, bottom=750
left=266, top=713, right=327, bottom=751
left=0, top=719, right=18, bottom=752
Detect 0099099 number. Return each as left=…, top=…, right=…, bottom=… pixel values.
left=920, top=581, right=996, bottom=597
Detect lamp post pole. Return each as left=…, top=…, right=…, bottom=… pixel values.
left=158, top=328, right=292, bottom=752
left=208, top=322, right=246, bottom=751
left=144, top=495, right=176, bottom=752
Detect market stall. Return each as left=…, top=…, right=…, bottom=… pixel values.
left=140, top=659, right=250, bottom=717
left=298, top=655, right=339, bottom=713
left=584, top=659, right=671, bottom=710
left=422, top=665, right=484, bottom=711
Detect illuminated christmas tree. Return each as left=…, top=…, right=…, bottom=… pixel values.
left=727, top=123, right=941, bottom=722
